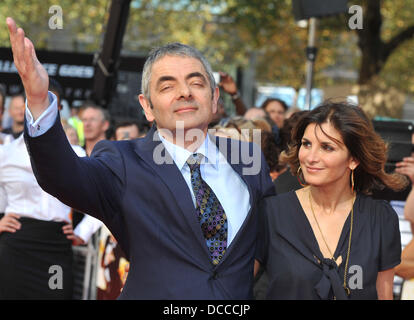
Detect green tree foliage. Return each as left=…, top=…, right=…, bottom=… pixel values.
left=0, top=0, right=413, bottom=96
left=0, top=0, right=108, bottom=50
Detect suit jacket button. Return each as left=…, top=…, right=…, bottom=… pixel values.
left=212, top=271, right=218, bottom=280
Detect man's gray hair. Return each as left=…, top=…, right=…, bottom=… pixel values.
left=141, top=43, right=216, bottom=101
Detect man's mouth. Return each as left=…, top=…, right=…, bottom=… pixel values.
left=175, top=107, right=197, bottom=113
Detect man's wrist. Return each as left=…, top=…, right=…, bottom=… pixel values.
left=27, top=94, right=51, bottom=122
left=230, top=91, right=240, bottom=100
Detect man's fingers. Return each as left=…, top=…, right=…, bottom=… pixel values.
left=6, top=17, right=17, bottom=35
left=395, top=167, right=414, bottom=178
left=15, top=28, right=26, bottom=67
left=396, top=165, right=414, bottom=172
left=6, top=18, right=36, bottom=78
left=23, top=37, right=38, bottom=74
left=6, top=17, right=21, bottom=65
left=7, top=19, right=27, bottom=73
left=396, top=161, right=414, bottom=168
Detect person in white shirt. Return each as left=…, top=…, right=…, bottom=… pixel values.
left=0, top=134, right=102, bottom=299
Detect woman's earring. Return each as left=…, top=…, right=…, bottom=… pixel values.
left=297, top=166, right=307, bottom=187
left=351, top=169, right=355, bottom=194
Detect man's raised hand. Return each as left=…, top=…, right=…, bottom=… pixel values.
left=6, top=17, right=50, bottom=120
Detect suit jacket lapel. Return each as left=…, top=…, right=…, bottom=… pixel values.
left=133, top=126, right=210, bottom=260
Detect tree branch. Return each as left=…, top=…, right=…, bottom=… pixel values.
left=382, top=24, right=414, bottom=62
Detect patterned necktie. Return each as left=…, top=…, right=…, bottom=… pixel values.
left=187, top=153, right=228, bottom=265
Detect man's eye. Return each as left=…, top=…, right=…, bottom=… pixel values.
left=160, top=85, right=171, bottom=91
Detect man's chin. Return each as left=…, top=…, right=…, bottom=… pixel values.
left=176, top=119, right=209, bottom=130
left=84, top=134, right=96, bottom=141
left=159, top=120, right=208, bottom=135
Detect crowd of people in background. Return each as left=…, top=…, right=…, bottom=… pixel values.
left=0, top=73, right=296, bottom=299
left=1, top=61, right=414, bottom=299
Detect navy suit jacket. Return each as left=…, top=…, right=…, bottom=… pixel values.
left=24, top=114, right=275, bottom=299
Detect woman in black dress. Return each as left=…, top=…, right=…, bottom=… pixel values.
left=256, top=102, right=408, bottom=300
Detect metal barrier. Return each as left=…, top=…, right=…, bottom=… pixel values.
left=71, top=230, right=100, bottom=300
left=391, top=200, right=413, bottom=299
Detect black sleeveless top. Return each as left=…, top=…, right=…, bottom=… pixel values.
left=256, top=191, right=401, bottom=300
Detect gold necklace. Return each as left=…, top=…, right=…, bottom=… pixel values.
left=308, top=189, right=354, bottom=296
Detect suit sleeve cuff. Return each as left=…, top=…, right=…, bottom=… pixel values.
left=25, top=91, right=59, bottom=137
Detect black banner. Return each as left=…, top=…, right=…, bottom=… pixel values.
left=0, top=47, right=145, bottom=107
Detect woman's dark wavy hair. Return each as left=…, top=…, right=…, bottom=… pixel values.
left=281, top=101, right=408, bottom=194
left=260, top=98, right=289, bottom=112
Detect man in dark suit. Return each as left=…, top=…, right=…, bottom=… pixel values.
left=7, top=17, right=275, bottom=299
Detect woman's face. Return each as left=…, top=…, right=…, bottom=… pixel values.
left=298, top=122, right=358, bottom=189
left=265, top=101, right=285, bottom=129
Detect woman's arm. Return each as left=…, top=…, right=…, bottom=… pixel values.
left=376, top=268, right=395, bottom=300
left=254, top=260, right=261, bottom=278
left=404, top=189, right=414, bottom=223
left=395, top=157, right=414, bottom=223
left=395, top=239, right=414, bottom=279
left=218, top=72, right=247, bottom=116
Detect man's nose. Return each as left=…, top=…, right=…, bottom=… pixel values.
left=177, top=83, right=192, bottom=99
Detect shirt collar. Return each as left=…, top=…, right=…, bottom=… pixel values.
left=15, top=132, right=24, bottom=143
left=7, top=132, right=25, bottom=147
left=158, top=131, right=220, bottom=171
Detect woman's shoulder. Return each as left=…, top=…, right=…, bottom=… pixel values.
left=260, top=190, right=297, bottom=211
left=357, top=193, right=393, bottom=209
left=357, top=194, right=398, bottom=223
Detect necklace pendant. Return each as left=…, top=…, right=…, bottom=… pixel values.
left=344, top=286, right=351, bottom=296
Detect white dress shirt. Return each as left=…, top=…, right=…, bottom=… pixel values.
left=0, top=132, right=14, bottom=145
left=0, top=182, right=6, bottom=213
left=0, top=133, right=102, bottom=242
left=158, top=129, right=251, bottom=246
left=25, top=92, right=252, bottom=246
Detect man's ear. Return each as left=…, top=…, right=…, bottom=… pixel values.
left=103, top=120, right=110, bottom=132
left=212, top=87, right=219, bottom=114
left=138, top=94, right=155, bottom=122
